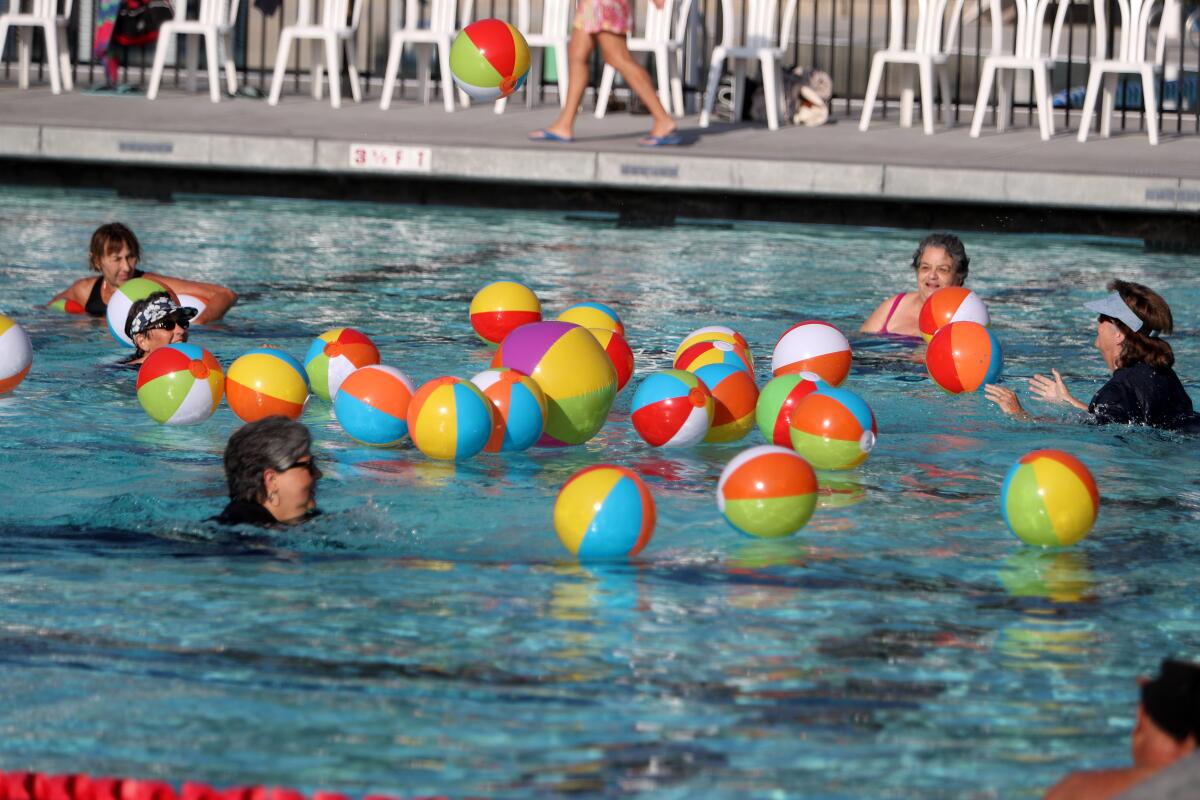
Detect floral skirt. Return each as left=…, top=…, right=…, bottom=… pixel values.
left=574, top=0, right=631, bottom=35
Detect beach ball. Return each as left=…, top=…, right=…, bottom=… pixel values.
left=630, top=368, right=714, bottom=447
left=789, top=385, right=877, bottom=471
left=554, top=464, right=656, bottom=560
left=470, top=367, right=547, bottom=452
left=674, top=326, right=753, bottom=366
left=926, top=321, right=1003, bottom=394
left=303, top=328, right=380, bottom=402
left=1001, top=450, right=1099, bottom=547
left=333, top=364, right=416, bottom=447
left=470, top=281, right=541, bottom=346
left=492, top=321, right=616, bottom=446
left=919, top=287, right=990, bottom=343
left=226, top=347, right=310, bottom=422
left=717, top=446, right=818, bottom=538
left=449, top=18, right=530, bottom=101
left=675, top=339, right=754, bottom=375
left=49, top=298, right=85, bottom=314
left=588, top=328, right=634, bottom=392
left=755, top=371, right=824, bottom=446
left=407, top=376, right=494, bottom=460
left=0, top=315, right=33, bottom=394
left=176, top=293, right=207, bottom=321
left=772, top=321, right=852, bottom=386
left=557, top=302, right=624, bottom=336
left=106, top=277, right=172, bottom=347
left=135, top=343, right=224, bottom=425
left=693, top=363, right=759, bottom=442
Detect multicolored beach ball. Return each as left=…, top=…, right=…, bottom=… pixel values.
left=772, top=321, right=852, bottom=386
left=919, top=287, right=990, bottom=343
left=0, top=315, right=33, bottom=395
left=692, top=363, right=759, bottom=442
left=1001, top=450, right=1099, bottom=547
left=136, top=343, right=224, bottom=425
left=303, top=328, right=380, bottom=402
left=925, top=321, right=1002, bottom=393
left=333, top=365, right=416, bottom=446
left=675, top=339, right=754, bottom=375
left=226, top=347, right=310, bottom=423
left=49, top=298, right=85, bottom=314
left=491, top=321, right=616, bottom=446
left=449, top=18, right=531, bottom=101
left=470, top=367, right=547, bottom=452
left=788, top=385, right=877, bottom=471
left=554, top=464, right=656, bottom=560
left=106, top=277, right=172, bottom=347
left=755, top=372, right=824, bottom=446
left=717, top=446, right=818, bottom=538
left=674, top=326, right=753, bottom=370
left=558, top=302, right=624, bottom=336
left=588, top=328, right=634, bottom=392
left=469, top=281, right=541, bottom=346
left=407, top=376, right=494, bottom=460
left=630, top=368, right=714, bottom=447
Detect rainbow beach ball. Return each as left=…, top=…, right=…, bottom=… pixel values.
left=450, top=18, right=530, bottom=101
left=755, top=372, right=824, bottom=447
left=554, top=464, right=656, bottom=560
left=226, top=347, right=310, bottom=423
left=789, top=385, right=877, bottom=471
left=919, top=287, right=990, bottom=343
left=407, top=376, right=494, bottom=460
left=49, top=298, right=85, bottom=315
left=106, top=277, right=172, bottom=347
left=492, top=321, right=616, bottom=446
left=693, top=363, right=759, bottom=442
left=926, top=321, right=1002, bottom=394
left=589, top=328, right=635, bottom=392
left=470, top=281, right=541, bottom=346
left=630, top=368, right=714, bottom=447
left=675, top=338, right=753, bottom=375
left=136, top=343, right=224, bottom=425
left=717, top=446, right=818, bottom=538
left=1002, top=450, right=1099, bottom=547
left=304, top=328, right=380, bottom=402
left=333, top=364, right=416, bottom=446
left=675, top=326, right=752, bottom=365
left=558, top=302, right=624, bottom=336
left=772, top=321, right=852, bottom=386
left=0, top=315, right=32, bottom=395
left=470, top=367, right=547, bottom=452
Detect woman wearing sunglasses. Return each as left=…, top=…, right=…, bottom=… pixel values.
left=215, top=416, right=323, bottom=526
left=121, top=292, right=197, bottom=366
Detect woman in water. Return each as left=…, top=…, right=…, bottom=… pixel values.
left=861, top=233, right=970, bottom=339
left=214, top=416, right=322, bottom=526
left=121, top=292, right=197, bottom=366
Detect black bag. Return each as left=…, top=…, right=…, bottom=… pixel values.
left=112, top=0, right=173, bottom=47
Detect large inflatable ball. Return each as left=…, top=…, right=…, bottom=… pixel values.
left=1002, top=450, right=1099, bottom=547
left=334, top=365, right=416, bottom=447
left=558, top=301, right=624, bottom=336
left=717, top=445, right=818, bottom=538
left=588, top=328, right=634, bottom=392
left=926, top=321, right=1002, bottom=394
left=176, top=293, right=208, bottom=321
left=106, top=277, right=173, bottom=347
left=771, top=321, right=852, bottom=386
left=630, top=368, right=714, bottom=447
left=0, top=315, right=32, bottom=395
left=789, top=385, right=877, bottom=471
left=449, top=18, right=531, bottom=101
left=407, top=376, right=494, bottom=460
left=136, top=343, right=224, bottom=425
left=674, top=325, right=753, bottom=366
left=226, top=347, right=310, bottom=422
left=919, top=287, right=990, bottom=343
left=49, top=298, right=85, bottom=314
left=491, top=321, right=616, bottom=446
left=674, top=339, right=754, bottom=375
left=469, top=281, right=541, bottom=346
left=755, top=372, right=824, bottom=447
left=304, top=328, right=380, bottom=402
left=693, top=363, right=759, bottom=442
left=554, top=464, right=656, bottom=560
left=470, top=367, right=547, bottom=452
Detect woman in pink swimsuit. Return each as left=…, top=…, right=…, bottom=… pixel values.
left=860, top=233, right=970, bottom=339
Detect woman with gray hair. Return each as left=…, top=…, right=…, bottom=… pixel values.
left=214, top=416, right=322, bottom=526
left=861, top=233, right=971, bottom=338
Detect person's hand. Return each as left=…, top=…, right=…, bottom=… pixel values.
left=984, top=384, right=1028, bottom=418
left=1029, top=369, right=1087, bottom=410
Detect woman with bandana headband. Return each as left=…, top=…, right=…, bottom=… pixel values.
left=121, top=292, right=198, bottom=366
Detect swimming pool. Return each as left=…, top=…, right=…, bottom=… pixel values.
left=2, top=186, right=1198, bottom=798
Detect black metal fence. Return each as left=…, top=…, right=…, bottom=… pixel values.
left=2, top=0, right=1198, bottom=133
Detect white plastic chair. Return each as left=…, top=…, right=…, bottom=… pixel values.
left=594, top=0, right=693, bottom=118
left=970, top=0, right=1070, bottom=139
left=1076, top=0, right=1180, bottom=144
left=494, top=0, right=570, bottom=112
left=267, top=0, right=365, bottom=108
left=858, top=0, right=967, bottom=134
left=698, top=0, right=798, bottom=130
left=0, top=0, right=73, bottom=94
left=379, top=0, right=469, bottom=112
left=147, top=0, right=240, bottom=102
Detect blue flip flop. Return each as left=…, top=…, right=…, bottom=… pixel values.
left=529, top=128, right=574, bottom=143
left=638, top=132, right=683, bottom=147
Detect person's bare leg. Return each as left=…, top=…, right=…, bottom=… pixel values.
left=596, top=31, right=676, bottom=139
left=532, top=30, right=594, bottom=140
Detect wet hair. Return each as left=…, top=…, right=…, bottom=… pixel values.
left=1141, top=659, right=1200, bottom=743
left=89, top=222, right=141, bottom=272
left=911, top=233, right=969, bottom=284
left=224, top=416, right=314, bottom=503
left=1102, top=279, right=1174, bottom=370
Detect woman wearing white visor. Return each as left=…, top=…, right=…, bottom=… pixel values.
left=987, top=280, right=1198, bottom=431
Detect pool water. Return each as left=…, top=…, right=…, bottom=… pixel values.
left=1, top=187, right=1198, bottom=798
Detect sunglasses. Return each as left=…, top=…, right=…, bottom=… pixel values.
left=279, top=456, right=321, bottom=478
left=147, top=317, right=189, bottom=333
